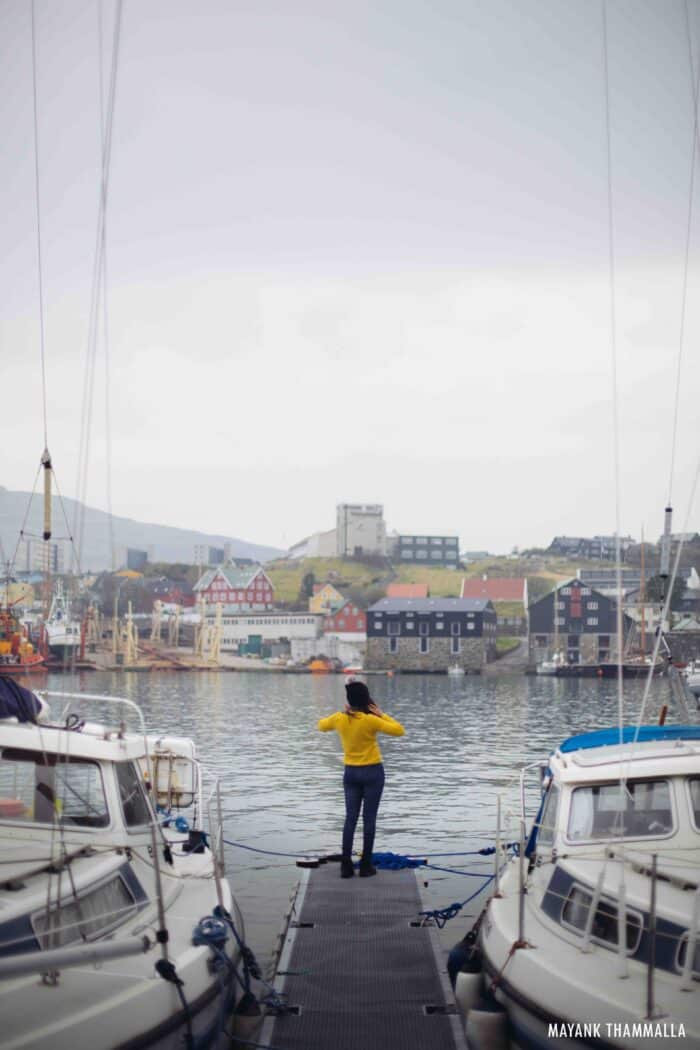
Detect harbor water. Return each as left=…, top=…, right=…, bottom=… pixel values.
left=45, top=670, right=676, bottom=969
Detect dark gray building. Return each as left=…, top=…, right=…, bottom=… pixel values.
left=391, top=535, right=460, bottom=568
left=529, top=579, right=633, bottom=667
left=366, top=597, right=496, bottom=672
left=126, top=548, right=148, bottom=572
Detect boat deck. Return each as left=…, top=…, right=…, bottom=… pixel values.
left=260, top=862, right=467, bottom=1050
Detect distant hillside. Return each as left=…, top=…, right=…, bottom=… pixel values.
left=0, top=487, right=283, bottom=572
left=265, top=553, right=613, bottom=608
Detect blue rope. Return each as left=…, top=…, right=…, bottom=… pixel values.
left=418, top=873, right=496, bottom=929
left=371, top=851, right=424, bottom=870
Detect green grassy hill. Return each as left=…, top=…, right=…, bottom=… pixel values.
left=265, top=553, right=607, bottom=608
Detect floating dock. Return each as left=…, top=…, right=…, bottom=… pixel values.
left=261, top=863, right=467, bottom=1050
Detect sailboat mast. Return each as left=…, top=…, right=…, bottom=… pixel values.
left=41, top=448, right=52, bottom=616
left=639, top=527, right=645, bottom=655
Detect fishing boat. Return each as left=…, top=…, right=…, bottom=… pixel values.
left=44, top=581, right=82, bottom=662
left=0, top=606, right=45, bottom=675
left=453, top=725, right=700, bottom=1048
left=0, top=685, right=253, bottom=1049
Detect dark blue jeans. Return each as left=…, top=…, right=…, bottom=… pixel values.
left=342, top=763, right=385, bottom=862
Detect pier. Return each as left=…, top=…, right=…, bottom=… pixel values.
left=261, top=863, right=467, bottom=1050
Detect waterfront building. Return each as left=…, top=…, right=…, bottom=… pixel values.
left=194, top=564, right=274, bottom=612
left=390, top=534, right=459, bottom=567
left=323, top=600, right=366, bottom=640
left=336, top=503, right=386, bottom=558
left=215, top=612, right=321, bottom=653
left=528, top=579, right=633, bottom=667
left=366, top=597, right=497, bottom=672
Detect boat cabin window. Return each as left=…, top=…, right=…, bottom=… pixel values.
left=676, top=934, right=700, bottom=981
left=116, top=761, right=152, bottom=827
left=568, top=779, right=673, bottom=841
left=561, top=885, right=642, bottom=952
left=0, top=748, right=109, bottom=828
left=689, top=778, right=700, bottom=831
left=537, top=783, right=560, bottom=848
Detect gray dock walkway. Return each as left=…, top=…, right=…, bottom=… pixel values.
left=260, top=863, right=467, bottom=1050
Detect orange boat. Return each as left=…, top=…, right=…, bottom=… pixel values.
left=309, top=658, right=332, bottom=674
left=0, top=608, right=45, bottom=675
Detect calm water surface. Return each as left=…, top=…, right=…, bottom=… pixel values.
left=45, top=670, right=676, bottom=968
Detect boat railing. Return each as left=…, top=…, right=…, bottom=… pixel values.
left=205, top=780, right=227, bottom=912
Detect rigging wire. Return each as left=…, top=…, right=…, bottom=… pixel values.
left=30, top=0, right=49, bottom=451
left=600, top=0, right=624, bottom=741
left=73, top=0, right=124, bottom=571
left=98, top=0, right=117, bottom=572
left=668, top=0, right=700, bottom=507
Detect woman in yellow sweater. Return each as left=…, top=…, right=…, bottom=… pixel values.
left=318, top=680, right=405, bottom=879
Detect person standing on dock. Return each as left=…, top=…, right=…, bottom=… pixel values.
left=317, top=680, right=405, bottom=879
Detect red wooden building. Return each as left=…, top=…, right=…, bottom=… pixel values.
left=323, top=600, right=366, bottom=635
left=193, top=564, right=274, bottom=611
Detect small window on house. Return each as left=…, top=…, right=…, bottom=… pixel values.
left=535, top=635, right=547, bottom=645
left=450, top=636, right=460, bottom=655
left=586, top=617, right=598, bottom=626
left=418, top=623, right=429, bottom=636
left=388, top=637, right=398, bottom=654
left=587, top=602, right=598, bottom=610
left=450, top=623, right=461, bottom=636
left=388, top=621, right=400, bottom=636
left=467, top=623, right=475, bottom=630
left=436, top=622, right=444, bottom=630
left=419, top=637, right=429, bottom=654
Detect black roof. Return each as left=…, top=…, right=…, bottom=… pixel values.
left=368, top=598, right=491, bottom=613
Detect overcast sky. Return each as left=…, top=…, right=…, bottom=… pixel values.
left=1, top=0, right=699, bottom=554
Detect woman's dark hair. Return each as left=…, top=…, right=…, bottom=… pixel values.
left=345, top=680, right=372, bottom=713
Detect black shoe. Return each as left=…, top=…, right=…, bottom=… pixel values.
left=359, top=863, right=377, bottom=878
left=340, top=858, right=355, bottom=878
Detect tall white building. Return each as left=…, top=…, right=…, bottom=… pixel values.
left=336, top=503, right=386, bottom=558
left=15, top=538, right=66, bottom=574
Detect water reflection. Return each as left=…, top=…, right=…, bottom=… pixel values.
left=46, top=670, right=675, bottom=966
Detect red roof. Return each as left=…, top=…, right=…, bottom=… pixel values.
left=386, top=583, right=429, bottom=599
left=460, top=578, right=526, bottom=602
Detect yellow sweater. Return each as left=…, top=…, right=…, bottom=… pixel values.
left=317, top=711, right=405, bottom=766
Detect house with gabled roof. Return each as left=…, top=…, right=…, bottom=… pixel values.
left=309, top=582, right=344, bottom=615
left=193, top=563, right=274, bottom=612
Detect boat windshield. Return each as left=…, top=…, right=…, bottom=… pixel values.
left=690, top=777, right=700, bottom=831
left=0, top=748, right=109, bottom=828
left=567, top=779, right=672, bottom=841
